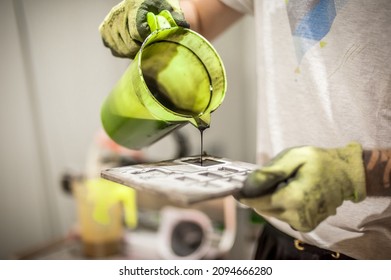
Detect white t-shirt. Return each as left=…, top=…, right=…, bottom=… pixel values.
left=221, top=0, right=391, bottom=259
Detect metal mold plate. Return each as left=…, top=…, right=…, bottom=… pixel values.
left=101, top=155, right=259, bottom=205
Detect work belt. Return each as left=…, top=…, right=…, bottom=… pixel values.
left=254, top=223, right=355, bottom=260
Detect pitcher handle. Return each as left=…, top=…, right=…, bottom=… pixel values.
left=147, top=10, right=178, bottom=32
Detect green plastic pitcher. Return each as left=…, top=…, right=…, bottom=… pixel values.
left=101, top=10, right=226, bottom=150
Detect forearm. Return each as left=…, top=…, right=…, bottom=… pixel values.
left=363, top=149, right=391, bottom=196
left=180, top=0, right=243, bottom=40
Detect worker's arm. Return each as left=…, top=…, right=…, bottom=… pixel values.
left=99, top=0, right=243, bottom=59
left=363, top=148, right=391, bottom=196
left=180, top=0, right=243, bottom=40
left=237, top=143, right=391, bottom=232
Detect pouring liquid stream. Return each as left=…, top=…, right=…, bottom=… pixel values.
left=194, top=117, right=209, bottom=166
left=199, top=126, right=205, bottom=166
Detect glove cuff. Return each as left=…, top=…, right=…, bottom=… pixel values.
left=339, top=142, right=367, bottom=202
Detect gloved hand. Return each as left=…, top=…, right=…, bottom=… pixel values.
left=237, top=142, right=367, bottom=232
left=99, top=0, right=189, bottom=59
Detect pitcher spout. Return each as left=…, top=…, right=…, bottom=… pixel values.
left=189, top=114, right=210, bottom=130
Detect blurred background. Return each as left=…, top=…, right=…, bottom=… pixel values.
left=0, top=0, right=258, bottom=260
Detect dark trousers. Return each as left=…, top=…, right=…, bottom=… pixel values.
left=254, top=223, right=355, bottom=260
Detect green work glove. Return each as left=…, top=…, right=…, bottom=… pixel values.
left=99, top=0, right=189, bottom=59
left=237, top=142, right=367, bottom=232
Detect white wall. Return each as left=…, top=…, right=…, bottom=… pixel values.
left=0, top=0, right=256, bottom=259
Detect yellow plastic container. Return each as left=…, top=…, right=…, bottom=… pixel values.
left=74, top=178, right=137, bottom=257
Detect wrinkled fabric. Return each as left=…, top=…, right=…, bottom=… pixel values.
left=222, top=0, right=391, bottom=259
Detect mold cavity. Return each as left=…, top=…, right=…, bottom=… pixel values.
left=181, top=158, right=224, bottom=167
left=199, top=172, right=223, bottom=179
